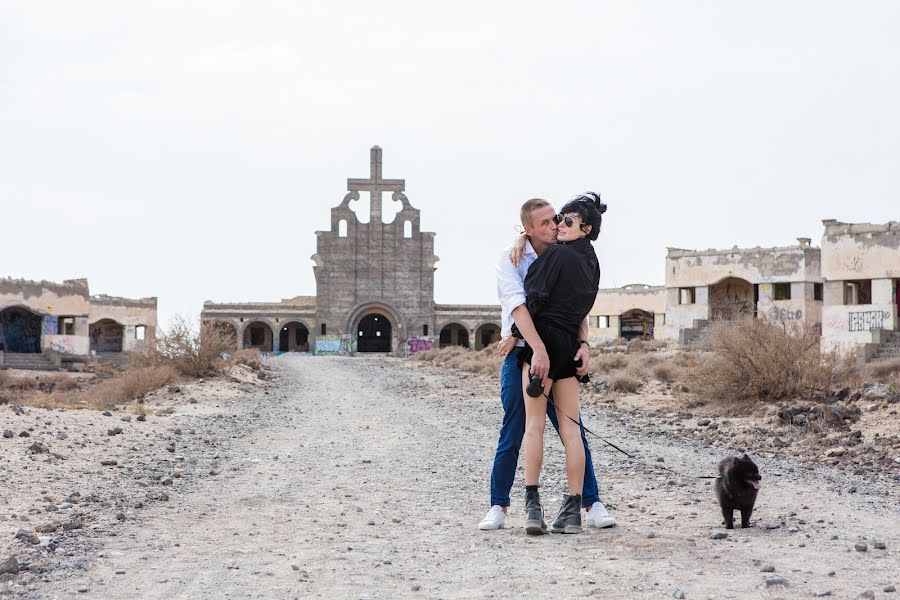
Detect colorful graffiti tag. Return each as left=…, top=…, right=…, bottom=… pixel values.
left=406, top=337, right=435, bottom=355
left=42, top=316, right=58, bottom=335
left=314, top=335, right=353, bottom=356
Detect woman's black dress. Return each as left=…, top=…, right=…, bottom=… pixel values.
left=516, top=237, right=600, bottom=380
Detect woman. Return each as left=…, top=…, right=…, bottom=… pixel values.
left=514, top=192, right=605, bottom=535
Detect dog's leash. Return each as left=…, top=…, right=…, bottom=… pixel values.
left=538, top=390, right=720, bottom=481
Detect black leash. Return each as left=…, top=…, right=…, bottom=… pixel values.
left=539, top=391, right=720, bottom=481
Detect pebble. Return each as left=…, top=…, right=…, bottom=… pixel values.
left=108, top=427, right=123, bottom=436
left=100, top=460, right=118, bottom=466
left=813, top=591, right=833, bottom=597
left=2, top=430, right=12, bottom=439
left=696, top=419, right=711, bottom=426
left=759, top=564, right=775, bottom=573
left=18, top=431, right=29, bottom=437
left=673, top=588, right=686, bottom=599
left=56, top=502, right=73, bottom=510
left=873, top=541, right=886, bottom=550
left=291, top=564, right=300, bottom=571
left=854, top=543, right=868, bottom=552
left=411, top=584, right=421, bottom=592
left=0, top=557, right=18, bottom=575
left=710, top=531, right=728, bottom=540
left=116, top=512, right=126, bottom=521
left=855, top=592, right=875, bottom=600
left=136, top=415, right=146, bottom=422
left=884, top=586, right=896, bottom=593
left=765, top=577, right=789, bottom=587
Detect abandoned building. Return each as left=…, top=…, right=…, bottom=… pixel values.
left=202, top=147, right=501, bottom=356
left=0, top=277, right=157, bottom=369
left=820, top=220, right=900, bottom=361
left=661, top=239, right=824, bottom=345
left=589, top=284, right=666, bottom=341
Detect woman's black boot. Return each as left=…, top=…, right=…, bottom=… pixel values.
left=524, top=486, right=547, bottom=535
left=550, top=494, right=583, bottom=534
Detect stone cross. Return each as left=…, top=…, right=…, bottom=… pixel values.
left=347, top=146, right=405, bottom=223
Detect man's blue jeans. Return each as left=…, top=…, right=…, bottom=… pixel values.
left=489, top=347, right=600, bottom=508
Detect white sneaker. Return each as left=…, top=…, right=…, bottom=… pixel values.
left=585, top=501, right=617, bottom=528
left=478, top=505, right=507, bottom=530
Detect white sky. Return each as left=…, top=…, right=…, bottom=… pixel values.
left=2, top=2, right=898, bottom=329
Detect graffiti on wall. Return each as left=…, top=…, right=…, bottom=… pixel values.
left=848, top=310, right=891, bottom=332
left=314, top=335, right=353, bottom=356
left=768, top=307, right=803, bottom=321
left=405, top=337, right=435, bottom=355
left=42, top=316, right=58, bottom=335
left=50, top=338, right=76, bottom=354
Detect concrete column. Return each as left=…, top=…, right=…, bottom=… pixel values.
left=608, top=315, right=621, bottom=337
left=823, top=281, right=843, bottom=306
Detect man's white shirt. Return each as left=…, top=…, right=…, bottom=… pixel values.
left=496, top=240, right=537, bottom=347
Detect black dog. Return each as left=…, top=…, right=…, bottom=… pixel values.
left=714, top=454, right=761, bottom=529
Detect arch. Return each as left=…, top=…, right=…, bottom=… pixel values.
left=356, top=313, right=391, bottom=352
left=279, top=321, right=310, bottom=352
left=338, top=219, right=348, bottom=237
left=474, top=322, right=501, bottom=350
left=242, top=320, right=274, bottom=352
left=206, top=320, right=238, bottom=351
left=403, top=220, right=412, bottom=238
left=344, top=302, right=403, bottom=352
left=709, top=276, right=755, bottom=321
left=619, top=309, right=654, bottom=341
left=0, top=306, right=43, bottom=353
left=438, top=323, right=469, bottom=348
left=90, top=318, right=124, bottom=353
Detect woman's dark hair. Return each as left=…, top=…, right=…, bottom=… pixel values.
left=559, top=191, right=607, bottom=241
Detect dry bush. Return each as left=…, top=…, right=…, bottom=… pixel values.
left=687, top=316, right=859, bottom=403
left=0, top=371, right=36, bottom=390
left=590, top=354, right=629, bottom=375
left=54, top=377, right=81, bottom=392
left=34, top=366, right=177, bottom=410
left=625, top=339, right=649, bottom=354
left=867, top=358, right=900, bottom=382
left=610, top=337, right=628, bottom=346
left=609, top=373, right=642, bottom=393
left=652, top=363, right=679, bottom=383
left=133, top=315, right=232, bottom=377
left=410, top=344, right=502, bottom=375
left=227, top=349, right=263, bottom=371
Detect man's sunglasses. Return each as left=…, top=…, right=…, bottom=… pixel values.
left=553, top=214, right=580, bottom=227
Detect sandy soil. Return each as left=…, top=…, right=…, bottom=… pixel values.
left=1, top=355, right=898, bottom=599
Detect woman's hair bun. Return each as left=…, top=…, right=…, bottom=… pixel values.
left=583, top=191, right=606, bottom=214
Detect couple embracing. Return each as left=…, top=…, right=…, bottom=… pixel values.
left=479, top=193, right=616, bottom=535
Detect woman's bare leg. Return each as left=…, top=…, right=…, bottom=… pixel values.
left=522, top=365, right=552, bottom=486
left=551, top=377, right=585, bottom=495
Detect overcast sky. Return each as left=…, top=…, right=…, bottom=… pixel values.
left=2, top=2, right=898, bottom=329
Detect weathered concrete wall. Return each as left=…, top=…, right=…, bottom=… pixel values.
left=662, top=240, right=823, bottom=341
left=589, top=285, right=666, bottom=341
left=821, top=221, right=900, bottom=356
left=821, top=220, right=900, bottom=280
left=0, top=278, right=90, bottom=317
left=89, top=295, right=158, bottom=352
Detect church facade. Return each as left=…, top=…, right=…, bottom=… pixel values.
left=201, top=147, right=501, bottom=356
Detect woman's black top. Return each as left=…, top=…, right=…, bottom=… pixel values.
left=516, top=237, right=600, bottom=380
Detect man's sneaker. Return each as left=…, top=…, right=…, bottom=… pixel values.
left=478, top=505, right=506, bottom=530
left=585, top=501, right=617, bottom=528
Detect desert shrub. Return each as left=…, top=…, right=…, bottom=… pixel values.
left=54, top=377, right=81, bottom=392
left=0, top=371, right=36, bottom=390
left=591, top=354, right=629, bottom=374
left=228, top=349, right=263, bottom=371
left=687, top=317, right=858, bottom=403
left=610, top=337, right=628, bottom=346
left=609, top=373, right=642, bottom=393
left=625, top=339, right=649, bottom=354
left=410, top=344, right=502, bottom=375
left=43, top=366, right=176, bottom=410
left=133, top=316, right=233, bottom=377
left=867, top=358, right=900, bottom=381
left=651, top=363, right=679, bottom=383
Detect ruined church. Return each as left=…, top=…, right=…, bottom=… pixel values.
left=201, top=147, right=501, bottom=355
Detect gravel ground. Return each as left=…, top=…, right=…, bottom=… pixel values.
left=1, top=355, right=898, bottom=599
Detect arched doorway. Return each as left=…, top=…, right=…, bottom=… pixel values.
left=357, top=313, right=391, bottom=352
left=0, top=307, right=42, bottom=353
left=709, top=277, right=755, bottom=321
left=439, top=323, right=469, bottom=348
left=620, top=309, right=654, bottom=340
left=208, top=321, right=238, bottom=351
left=90, top=318, right=124, bottom=352
left=474, top=323, right=501, bottom=350
left=279, top=321, right=310, bottom=352
left=243, top=321, right=273, bottom=352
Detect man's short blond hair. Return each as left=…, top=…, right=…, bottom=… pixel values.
left=520, top=198, right=551, bottom=228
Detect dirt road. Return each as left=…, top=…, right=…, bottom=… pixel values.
left=7, top=355, right=899, bottom=599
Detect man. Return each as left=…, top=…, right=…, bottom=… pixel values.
left=478, top=198, right=617, bottom=530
